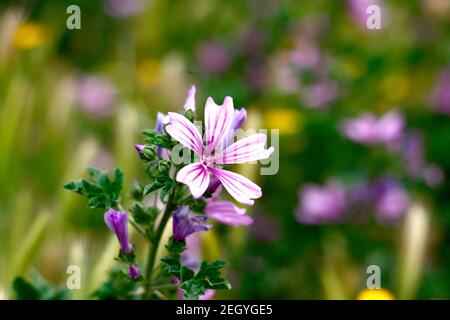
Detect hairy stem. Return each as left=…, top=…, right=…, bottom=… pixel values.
left=144, top=188, right=176, bottom=296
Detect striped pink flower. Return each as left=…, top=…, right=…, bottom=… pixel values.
left=166, top=94, right=274, bottom=205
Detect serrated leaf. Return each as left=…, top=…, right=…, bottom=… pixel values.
left=63, top=167, right=123, bottom=209
left=142, top=129, right=174, bottom=148
left=179, top=279, right=206, bottom=300
left=159, top=179, right=175, bottom=201
left=143, top=180, right=164, bottom=196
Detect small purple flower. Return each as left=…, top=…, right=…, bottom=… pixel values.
left=302, top=80, right=338, bottom=109
left=430, top=70, right=450, bottom=114
left=348, top=0, right=386, bottom=30
left=296, top=181, right=347, bottom=225
left=399, top=131, right=424, bottom=175
left=103, top=0, right=147, bottom=18
left=341, top=111, right=404, bottom=146
left=166, top=94, right=273, bottom=204
left=290, top=41, right=321, bottom=70
left=134, top=144, right=145, bottom=154
left=197, top=42, right=231, bottom=75
left=76, top=76, right=116, bottom=118
left=423, top=165, right=444, bottom=188
left=372, top=178, right=409, bottom=222
left=172, top=206, right=211, bottom=242
left=182, top=85, right=196, bottom=112
left=128, top=264, right=141, bottom=279
left=250, top=212, right=281, bottom=243
left=104, top=209, right=133, bottom=253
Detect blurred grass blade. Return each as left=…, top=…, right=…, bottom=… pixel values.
left=397, top=202, right=430, bottom=300
left=11, top=210, right=51, bottom=280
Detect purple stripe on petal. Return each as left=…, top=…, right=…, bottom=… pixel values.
left=176, top=162, right=210, bottom=198
left=208, top=167, right=262, bottom=205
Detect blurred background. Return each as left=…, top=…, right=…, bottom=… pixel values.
left=1, top=0, right=450, bottom=299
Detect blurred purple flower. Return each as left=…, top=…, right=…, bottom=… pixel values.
left=89, top=147, right=114, bottom=171
left=128, top=264, right=141, bottom=279
left=246, top=64, right=267, bottom=92
left=348, top=0, right=386, bottom=30
left=296, top=181, right=347, bottom=225
left=430, top=70, right=450, bottom=114
left=197, top=42, right=231, bottom=75
left=241, top=29, right=265, bottom=58
left=250, top=212, right=281, bottom=243
left=341, top=111, right=404, bottom=146
left=423, top=165, right=444, bottom=188
left=104, top=209, right=133, bottom=253
left=104, top=0, right=148, bottom=18
left=290, top=41, right=321, bottom=70
left=302, top=80, right=338, bottom=109
left=172, top=206, right=211, bottom=242
left=77, top=76, right=116, bottom=118
left=399, top=131, right=424, bottom=175
left=372, top=178, right=409, bottom=222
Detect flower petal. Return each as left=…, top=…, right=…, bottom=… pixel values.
left=182, top=85, right=196, bottom=112
left=166, top=112, right=203, bottom=156
left=205, top=200, right=253, bottom=227
left=213, top=133, right=274, bottom=164
left=204, top=96, right=234, bottom=155
left=208, top=167, right=262, bottom=205
left=176, top=162, right=210, bottom=198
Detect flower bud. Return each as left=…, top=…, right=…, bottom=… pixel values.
left=135, top=144, right=157, bottom=161
left=128, top=264, right=141, bottom=279
left=131, top=180, right=143, bottom=201
left=158, top=160, right=171, bottom=173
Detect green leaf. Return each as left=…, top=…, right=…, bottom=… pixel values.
left=160, top=238, right=231, bottom=300
left=143, top=171, right=174, bottom=199
left=93, top=267, right=139, bottom=300
left=13, top=277, right=40, bottom=300
left=180, top=266, right=195, bottom=282
left=159, top=179, right=175, bottom=201
left=63, top=167, right=123, bottom=209
left=142, top=129, right=174, bottom=148
left=13, top=272, right=69, bottom=300
left=131, top=203, right=159, bottom=225
left=143, top=180, right=164, bottom=196
left=179, top=279, right=206, bottom=300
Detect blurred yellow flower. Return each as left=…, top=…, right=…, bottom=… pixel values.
left=264, top=108, right=301, bottom=135
left=138, top=59, right=161, bottom=87
left=357, top=288, right=395, bottom=300
left=13, top=22, right=49, bottom=50
left=380, top=74, right=410, bottom=102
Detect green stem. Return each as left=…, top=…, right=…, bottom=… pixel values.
left=144, top=188, right=176, bottom=296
